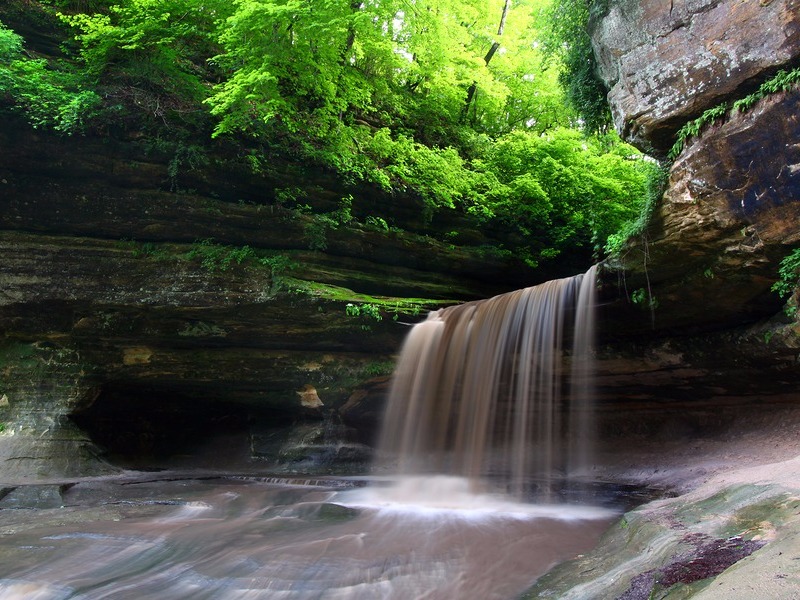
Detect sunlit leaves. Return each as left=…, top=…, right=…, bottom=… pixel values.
left=61, top=0, right=232, bottom=103
left=539, top=0, right=610, bottom=133
left=4, top=0, right=659, bottom=270
left=0, top=20, right=100, bottom=132
left=470, top=129, right=657, bottom=258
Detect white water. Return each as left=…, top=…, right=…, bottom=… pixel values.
left=378, top=266, right=598, bottom=499
left=336, top=475, right=614, bottom=520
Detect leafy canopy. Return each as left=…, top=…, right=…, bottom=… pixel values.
left=0, top=19, right=99, bottom=132
left=2, top=0, right=659, bottom=266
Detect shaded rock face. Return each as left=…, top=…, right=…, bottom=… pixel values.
left=599, top=87, right=800, bottom=335
left=585, top=0, right=800, bottom=475
left=592, top=0, right=800, bottom=154
left=592, top=0, right=800, bottom=338
left=0, top=120, right=540, bottom=479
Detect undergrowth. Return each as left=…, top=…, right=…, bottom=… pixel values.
left=772, top=248, right=800, bottom=317
left=604, top=164, right=668, bottom=256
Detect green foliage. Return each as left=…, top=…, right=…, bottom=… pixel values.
left=257, top=253, right=296, bottom=277
left=274, top=187, right=306, bottom=209
left=205, top=0, right=541, bottom=142
left=0, top=20, right=101, bottom=132
left=202, top=0, right=577, bottom=192
left=302, top=195, right=359, bottom=251
left=631, top=287, right=658, bottom=310
left=604, top=163, right=668, bottom=255
left=333, top=195, right=354, bottom=226
left=355, top=130, right=471, bottom=209
left=540, top=0, right=611, bottom=133
left=469, top=128, right=659, bottom=262
left=362, top=360, right=395, bottom=377
left=164, top=142, right=208, bottom=191
left=41, top=1, right=113, bottom=10
left=59, top=0, right=233, bottom=126
left=345, top=303, right=383, bottom=321
left=0, top=22, right=23, bottom=59
left=345, top=299, right=427, bottom=329
left=733, top=68, right=800, bottom=112
left=668, top=104, right=728, bottom=161
left=364, top=216, right=390, bottom=232
left=130, top=240, right=170, bottom=260
left=185, top=239, right=297, bottom=276
left=669, top=68, right=800, bottom=161
left=5, top=0, right=663, bottom=273
left=772, top=248, right=800, bottom=317
left=304, top=217, right=335, bottom=252
left=186, top=239, right=258, bottom=272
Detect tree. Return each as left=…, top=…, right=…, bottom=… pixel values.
left=540, top=0, right=611, bottom=133
left=0, top=19, right=99, bottom=132
left=6, top=0, right=659, bottom=268
left=462, top=0, right=511, bottom=122
left=61, top=0, right=233, bottom=127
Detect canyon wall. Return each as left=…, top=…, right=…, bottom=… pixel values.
left=0, top=120, right=539, bottom=478
left=2, top=0, right=800, bottom=481
left=588, top=0, right=800, bottom=429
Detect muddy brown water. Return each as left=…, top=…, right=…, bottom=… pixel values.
left=0, top=473, right=621, bottom=600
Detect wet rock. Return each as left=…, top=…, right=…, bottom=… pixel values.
left=0, top=110, right=542, bottom=479
left=523, top=472, right=800, bottom=599
left=0, top=485, right=65, bottom=509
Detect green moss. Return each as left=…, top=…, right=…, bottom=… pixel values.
left=772, top=248, right=800, bottom=317
left=284, top=277, right=453, bottom=317
left=361, top=360, right=395, bottom=377
left=0, top=341, right=38, bottom=370
left=721, top=493, right=800, bottom=539
left=669, top=68, right=800, bottom=161
left=118, top=238, right=298, bottom=282
left=605, top=163, right=668, bottom=256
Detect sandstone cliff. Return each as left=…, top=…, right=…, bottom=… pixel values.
left=0, top=117, right=542, bottom=478
left=534, top=3, right=800, bottom=597
left=587, top=0, right=800, bottom=425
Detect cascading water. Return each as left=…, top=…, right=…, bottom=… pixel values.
left=0, top=267, right=614, bottom=600
left=376, top=265, right=598, bottom=499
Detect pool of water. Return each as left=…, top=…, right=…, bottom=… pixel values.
left=0, top=473, right=621, bottom=600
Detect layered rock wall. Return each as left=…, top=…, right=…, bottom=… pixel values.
left=589, top=0, right=800, bottom=436
left=0, top=120, right=538, bottom=478
left=592, top=0, right=800, bottom=154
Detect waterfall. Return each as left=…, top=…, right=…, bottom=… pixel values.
left=377, top=265, right=597, bottom=499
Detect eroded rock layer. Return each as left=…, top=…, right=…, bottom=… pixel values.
left=0, top=121, right=538, bottom=478
left=592, top=0, right=800, bottom=154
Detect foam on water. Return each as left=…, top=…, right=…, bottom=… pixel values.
left=334, top=475, right=616, bottom=521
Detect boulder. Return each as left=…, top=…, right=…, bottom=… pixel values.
left=599, top=87, right=800, bottom=335
left=592, top=0, right=800, bottom=155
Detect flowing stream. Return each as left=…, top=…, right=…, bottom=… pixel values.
left=0, top=266, right=623, bottom=599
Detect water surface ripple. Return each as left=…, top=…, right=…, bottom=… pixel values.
left=0, top=475, right=616, bottom=600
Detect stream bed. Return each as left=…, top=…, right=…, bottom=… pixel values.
left=0, top=472, right=623, bottom=600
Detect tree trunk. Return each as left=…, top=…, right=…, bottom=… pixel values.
left=462, top=0, right=511, bottom=123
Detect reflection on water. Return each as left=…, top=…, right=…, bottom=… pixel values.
left=0, top=474, right=616, bottom=600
